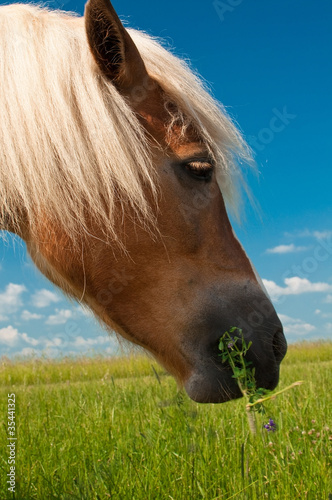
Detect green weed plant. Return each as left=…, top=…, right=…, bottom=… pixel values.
left=218, top=327, right=303, bottom=435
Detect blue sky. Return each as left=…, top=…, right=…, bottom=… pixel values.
left=0, top=0, right=331, bottom=358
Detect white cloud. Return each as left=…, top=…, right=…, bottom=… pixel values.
left=21, top=333, right=39, bottom=346
left=285, top=229, right=332, bottom=240
left=105, top=345, right=121, bottom=355
left=17, top=347, right=39, bottom=357
left=31, top=289, right=61, bottom=308
left=314, top=309, right=332, bottom=319
left=263, top=277, right=332, bottom=300
left=325, top=323, right=332, bottom=333
left=44, top=337, right=63, bottom=347
left=42, top=347, right=62, bottom=357
left=12, top=347, right=59, bottom=358
left=312, top=230, right=332, bottom=240
left=0, top=325, right=39, bottom=347
left=21, top=310, right=43, bottom=321
left=45, top=309, right=73, bottom=325
left=324, top=295, right=332, bottom=304
left=0, top=283, right=27, bottom=317
left=266, top=244, right=309, bottom=254
left=0, top=326, right=20, bottom=346
left=278, top=314, right=316, bottom=337
left=4, top=330, right=119, bottom=358
left=73, top=335, right=111, bottom=347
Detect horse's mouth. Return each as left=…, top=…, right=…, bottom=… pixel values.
left=180, top=320, right=286, bottom=404
left=184, top=367, right=242, bottom=403
left=183, top=361, right=281, bottom=404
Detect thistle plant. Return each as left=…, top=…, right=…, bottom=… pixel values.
left=219, top=327, right=302, bottom=435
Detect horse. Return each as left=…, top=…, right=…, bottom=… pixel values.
left=0, top=0, right=287, bottom=403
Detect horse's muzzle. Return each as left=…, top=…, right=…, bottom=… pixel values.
left=182, top=292, right=287, bottom=404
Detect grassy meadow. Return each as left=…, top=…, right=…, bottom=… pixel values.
left=0, top=341, right=331, bottom=499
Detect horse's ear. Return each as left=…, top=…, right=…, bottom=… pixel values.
left=85, top=0, right=148, bottom=91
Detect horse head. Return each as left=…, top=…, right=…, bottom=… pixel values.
left=2, top=0, right=287, bottom=402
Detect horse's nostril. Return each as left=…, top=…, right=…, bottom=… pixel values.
left=272, top=329, right=287, bottom=364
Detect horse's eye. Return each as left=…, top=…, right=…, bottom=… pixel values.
left=184, top=161, right=214, bottom=181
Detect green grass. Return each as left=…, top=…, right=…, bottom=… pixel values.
left=1, top=341, right=331, bottom=499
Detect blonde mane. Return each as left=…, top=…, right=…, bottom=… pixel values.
left=0, top=3, right=252, bottom=242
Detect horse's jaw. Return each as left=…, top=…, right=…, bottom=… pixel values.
left=184, top=368, right=243, bottom=404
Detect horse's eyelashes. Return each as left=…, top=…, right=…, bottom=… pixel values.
left=184, top=161, right=214, bottom=180
left=187, top=161, right=212, bottom=170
